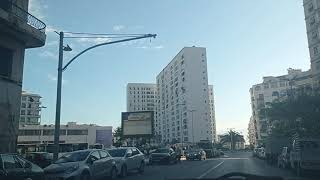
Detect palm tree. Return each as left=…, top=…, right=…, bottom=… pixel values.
left=219, top=130, right=245, bottom=150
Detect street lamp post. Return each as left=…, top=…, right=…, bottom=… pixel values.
left=38, top=106, right=47, bottom=144
left=53, top=32, right=156, bottom=160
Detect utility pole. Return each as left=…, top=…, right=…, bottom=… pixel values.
left=53, top=31, right=64, bottom=160
left=53, top=32, right=156, bottom=160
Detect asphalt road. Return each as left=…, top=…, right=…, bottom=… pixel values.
left=122, top=151, right=317, bottom=180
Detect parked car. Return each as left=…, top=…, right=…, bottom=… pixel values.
left=149, top=148, right=177, bottom=164
left=25, top=152, right=53, bottom=168
left=44, top=149, right=118, bottom=180
left=0, top=153, right=45, bottom=180
left=277, top=147, right=291, bottom=169
left=185, top=149, right=206, bottom=160
left=107, top=147, right=145, bottom=177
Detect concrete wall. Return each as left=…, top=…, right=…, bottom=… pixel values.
left=0, top=33, right=25, bottom=153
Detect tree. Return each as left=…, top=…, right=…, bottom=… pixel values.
left=265, top=92, right=320, bottom=138
left=113, top=127, right=123, bottom=147
left=219, top=130, right=245, bottom=150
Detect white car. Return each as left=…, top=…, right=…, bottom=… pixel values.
left=107, top=147, right=145, bottom=177
left=44, top=149, right=118, bottom=180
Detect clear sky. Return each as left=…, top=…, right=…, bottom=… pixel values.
left=24, top=0, right=310, bottom=137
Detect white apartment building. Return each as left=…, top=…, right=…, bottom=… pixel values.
left=249, top=68, right=312, bottom=145
left=20, top=91, right=42, bottom=125
left=126, top=83, right=156, bottom=112
left=303, top=0, right=320, bottom=86
left=208, top=85, right=217, bottom=142
left=155, top=47, right=215, bottom=143
left=18, top=122, right=113, bottom=147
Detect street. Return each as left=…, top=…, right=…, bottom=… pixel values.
left=123, top=151, right=307, bottom=180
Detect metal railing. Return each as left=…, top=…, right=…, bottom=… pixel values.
left=1, top=0, right=46, bottom=33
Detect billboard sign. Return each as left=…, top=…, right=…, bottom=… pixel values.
left=121, top=111, right=154, bottom=137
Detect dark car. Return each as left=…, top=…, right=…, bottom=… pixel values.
left=0, top=153, right=45, bottom=180
left=185, top=149, right=206, bottom=160
left=149, top=148, right=177, bottom=165
left=25, top=152, right=53, bottom=168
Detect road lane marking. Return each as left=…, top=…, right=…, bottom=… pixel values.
left=196, top=160, right=224, bottom=179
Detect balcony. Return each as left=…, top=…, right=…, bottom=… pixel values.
left=0, top=0, right=46, bottom=48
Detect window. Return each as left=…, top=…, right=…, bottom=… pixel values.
left=21, top=103, right=26, bottom=108
left=27, top=110, right=31, bottom=115
left=132, top=148, right=139, bottom=155
left=90, top=151, right=100, bottom=160
left=67, top=129, right=88, bottom=135
left=99, top=150, right=110, bottom=158
left=279, top=82, right=286, bottom=87
left=43, top=130, right=54, bottom=135
left=21, top=110, right=25, bottom=115
left=312, top=31, right=318, bottom=39
left=2, top=155, right=22, bottom=169
left=28, top=103, right=32, bottom=108
left=254, top=86, right=261, bottom=91
left=264, top=83, right=269, bottom=89
left=308, top=3, right=314, bottom=12
left=314, top=46, right=319, bottom=55
left=310, top=16, right=316, bottom=26
left=271, top=82, right=277, bottom=88
left=0, top=46, right=13, bottom=78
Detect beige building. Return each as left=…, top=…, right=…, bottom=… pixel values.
left=126, top=83, right=156, bottom=112
left=20, top=91, right=42, bottom=125
left=303, top=0, right=320, bottom=86
left=248, top=117, right=256, bottom=146
left=18, top=122, right=113, bottom=147
left=249, top=68, right=313, bottom=145
left=0, top=0, right=46, bottom=152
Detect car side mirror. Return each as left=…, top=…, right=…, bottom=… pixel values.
left=87, top=156, right=96, bottom=164
left=126, top=152, right=132, bottom=158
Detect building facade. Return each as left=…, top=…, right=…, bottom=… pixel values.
left=208, top=85, right=217, bottom=142
left=18, top=122, right=113, bottom=147
left=0, top=0, right=46, bottom=153
left=155, top=47, right=215, bottom=143
left=249, top=68, right=313, bottom=145
left=20, top=91, right=42, bottom=125
left=303, top=0, right=320, bottom=86
left=126, top=83, right=156, bottom=112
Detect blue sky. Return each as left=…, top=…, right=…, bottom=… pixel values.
left=24, top=0, right=310, bottom=136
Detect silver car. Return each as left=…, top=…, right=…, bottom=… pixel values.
left=107, top=147, right=145, bottom=177
left=44, top=149, right=117, bottom=180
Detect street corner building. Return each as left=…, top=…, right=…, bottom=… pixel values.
left=0, top=0, right=46, bottom=153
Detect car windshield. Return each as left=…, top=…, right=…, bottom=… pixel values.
left=54, top=151, right=90, bottom=163
left=154, top=149, right=170, bottom=153
left=107, top=149, right=127, bottom=157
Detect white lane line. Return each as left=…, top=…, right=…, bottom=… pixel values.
left=197, top=160, right=224, bottom=179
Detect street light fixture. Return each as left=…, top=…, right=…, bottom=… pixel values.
left=53, top=31, right=156, bottom=160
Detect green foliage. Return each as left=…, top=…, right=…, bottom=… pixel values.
left=220, top=130, right=245, bottom=150
left=266, top=92, right=320, bottom=138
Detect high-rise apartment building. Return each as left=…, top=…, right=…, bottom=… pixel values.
left=155, top=47, right=215, bottom=143
left=249, top=68, right=312, bottom=145
left=126, top=83, right=156, bottom=112
left=20, top=91, right=42, bottom=125
left=303, top=0, right=320, bottom=86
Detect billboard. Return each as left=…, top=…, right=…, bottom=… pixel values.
left=96, top=129, right=113, bottom=148
left=121, top=111, right=154, bottom=137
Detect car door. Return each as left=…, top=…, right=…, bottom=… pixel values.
left=15, top=156, right=42, bottom=180
left=131, top=148, right=140, bottom=168
left=1, top=154, right=25, bottom=180
left=98, top=150, right=113, bottom=176
left=88, top=151, right=102, bottom=179
left=125, top=148, right=135, bottom=170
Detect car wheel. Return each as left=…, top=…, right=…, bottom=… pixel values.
left=138, top=161, right=145, bottom=173
left=120, top=165, right=127, bottom=177
left=109, top=167, right=117, bottom=180
left=81, top=172, right=91, bottom=180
